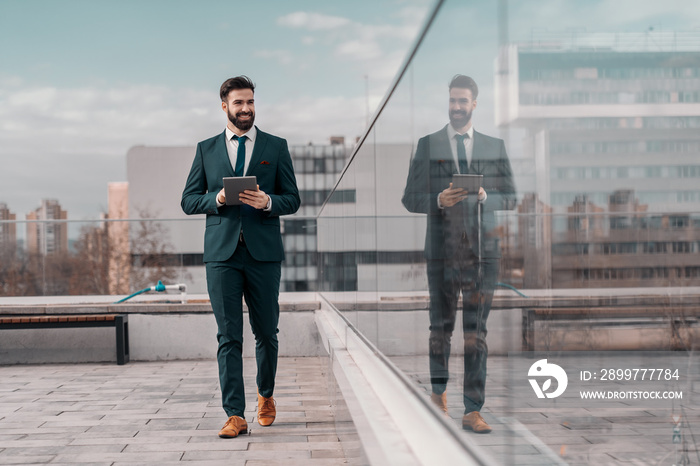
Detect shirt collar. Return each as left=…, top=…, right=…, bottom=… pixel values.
left=447, top=123, right=474, bottom=140
left=225, top=125, right=257, bottom=143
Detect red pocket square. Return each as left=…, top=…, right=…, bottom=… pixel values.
left=260, top=160, right=270, bottom=165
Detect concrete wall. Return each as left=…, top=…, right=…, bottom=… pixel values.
left=0, top=305, right=520, bottom=365
left=0, top=310, right=323, bottom=365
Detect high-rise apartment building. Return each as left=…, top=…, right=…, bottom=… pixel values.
left=496, top=32, right=700, bottom=288
left=25, top=199, right=68, bottom=256
left=0, top=203, right=17, bottom=255
left=107, top=182, right=130, bottom=295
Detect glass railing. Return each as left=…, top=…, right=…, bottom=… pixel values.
left=316, top=0, right=700, bottom=463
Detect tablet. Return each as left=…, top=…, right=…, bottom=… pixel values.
left=452, top=174, right=483, bottom=193
left=223, top=176, right=257, bottom=205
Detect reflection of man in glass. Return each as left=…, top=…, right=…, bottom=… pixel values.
left=402, top=75, right=515, bottom=433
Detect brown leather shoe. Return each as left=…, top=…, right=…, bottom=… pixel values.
left=430, top=392, right=448, bottom=415
left=218, top=415, right=248, bottom=438
left=462, top=411, right=492, bottom=433
left=257, top=393, right=276, bottom=426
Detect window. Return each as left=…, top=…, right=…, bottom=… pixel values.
left=670, top=216, right=690, bottom=229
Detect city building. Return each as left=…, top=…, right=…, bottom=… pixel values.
left=496, top=32, right=700, bottom=212
left=496, top=32, right=700, bottom=288
left=107, top=182, right=130, bottom=295
left=317, top=141, right=432, bottom=293
left=0, top=203, right=17, bottom=256
left=284, top=140, right=348, bottom=291
left=25, top=199, right=68, bottom=256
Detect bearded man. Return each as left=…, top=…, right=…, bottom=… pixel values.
left=182, top=76, right=300, bottom=438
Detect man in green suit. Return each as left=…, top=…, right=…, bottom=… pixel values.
left=181, top=76, right=300, bottom=438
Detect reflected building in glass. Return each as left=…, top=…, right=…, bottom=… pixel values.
left=496, top=32, right=700, bottom=288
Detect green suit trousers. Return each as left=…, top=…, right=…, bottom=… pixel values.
left=206, top=239, right=281, bottom=418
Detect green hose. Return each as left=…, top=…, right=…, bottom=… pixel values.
left=114, top=280, right=167, bottom=303
left=114, top=287, right=152, bottom=304
left=496, top=282, right=529, bottom=298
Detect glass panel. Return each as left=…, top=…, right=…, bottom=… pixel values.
left=317, top=0, right=700, bottom=463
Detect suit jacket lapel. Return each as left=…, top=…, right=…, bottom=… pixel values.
left=215, top=131, right=235, bottom=177
left=246, top=126, right=268, bottom=176
left=431, top=126, right=456, bottom=176
left=470, top=131, right=491, bottom=174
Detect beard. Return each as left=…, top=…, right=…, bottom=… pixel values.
left=449, top=109, right=472, bottom=129
left=228, top=109, right=255, bottom=132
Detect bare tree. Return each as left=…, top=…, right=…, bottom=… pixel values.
left=0, top=247, right=39, bottom=296
left=128, top=208, right=180, bottom=291
left=0, top=209, right=186, bottom=297
left=70, top=223, right=111, bottom=295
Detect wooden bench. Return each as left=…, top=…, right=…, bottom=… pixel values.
left=522, top=306, right=700, bottom=351
left=0, top=314, right=129, bottom=365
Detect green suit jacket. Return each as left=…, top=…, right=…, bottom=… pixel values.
left=181, top=127, right=300, bottom=263
left=401, top=126, right=516, bottom=259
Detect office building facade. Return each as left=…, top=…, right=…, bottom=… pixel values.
left=496, top=33, right=700, bottom=288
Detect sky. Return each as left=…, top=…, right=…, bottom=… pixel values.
left=1, top=0, right=698, bottom=221
left=0, top=0, right=432, bottom=219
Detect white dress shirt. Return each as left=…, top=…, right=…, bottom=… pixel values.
left=446, top=124, right=474, bottom=172
left=225, top=125, right=257, bottom=176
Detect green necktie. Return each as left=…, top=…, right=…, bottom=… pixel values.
left=455, top=133, right=469, bottom=174
left=233, top=135, right=246, bottom=177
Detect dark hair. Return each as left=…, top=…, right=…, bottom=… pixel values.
left=220, top=76, right=256, bottom=101
left=449, top=74, right=478, bottom=99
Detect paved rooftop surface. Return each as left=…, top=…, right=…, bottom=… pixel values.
left=2, top=354, right=698, bottom=465
left=0, top=357, right=365, bottom=466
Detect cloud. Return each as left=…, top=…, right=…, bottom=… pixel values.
left=335, top=39, right=383, bottom=60
left=272, top=3, right=430, bottom=111
left=277, top=5, right=429, bottom=63
left=277, top=12, right=351, bottom=30
left=0, top=82, right=373, bottom=218
left=591, top=0, right=700, bottom=27
left=508, top=0, right=700, bottom=38
left=257, top=94, right=367, bottom=145
left=0, top=2, right=435, bottom=219
left=0, top=75, right=24, bottom=87
left=254, top=49, right=294, bottom=65
left=0, top=83, right=223, bottom=218
left=0, top=85, right=220, bottom=154
left=395, top=4, right=430, bottom=24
